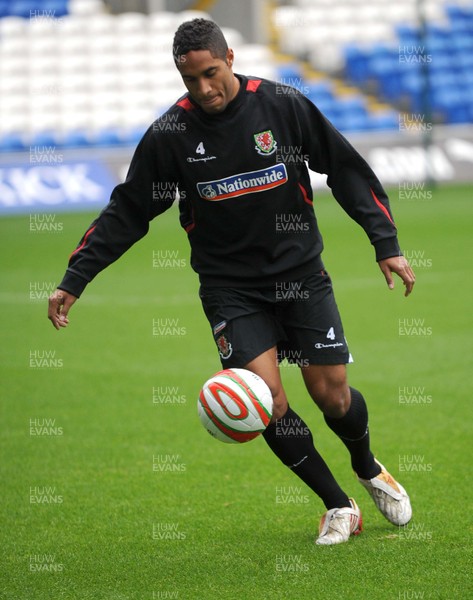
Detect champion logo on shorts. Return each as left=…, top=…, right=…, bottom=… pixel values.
left=196, top=163, right=288, bottom=202
left=216, top=334, right=233, bottom=359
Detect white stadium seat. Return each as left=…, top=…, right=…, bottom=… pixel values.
left=221, top=28, right=244, bottom=49
left=148, top=12, right=179, bottom=33
left=119, top=33, right=150, bottom=54
left=27, top=108, right=60, bottom=131
left=57, top=15, right=88, bottom=37
left=0, top=16, right=28, bottom=39
left=89, top=71, right=121, bottom=92
left=68, top=0, right=105, bottom=17
left=119, top=106, right=156, bottom=128
left=175, top=11, right=211, bottom=25
left=88, top=53, right=120, bottom=73
left=56, top=34, right=90, bottom=56
left=28, top=73, right=61, bottom=95
left=57, top=108, right=91, bottom=132
left=86, top=33, right=117, bottom=55
left=115, top=12, right=149, bottom=33
left=84, top=13, right=116, bottom=35
left=119, top=69, right=152, bottom=89
left=0, top=74, right=29, bottom=95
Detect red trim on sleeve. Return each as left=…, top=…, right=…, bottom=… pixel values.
left=185, top=223, right=195, bottom=233
left=177, top=97, right=194, bottom=111
left=246, top=79, right=262, bottom=92
left=298, top=182, right=313, bottom=206
left=69, top=225, right=96, bottom=260
left=370, top=188, right=394, bottom=224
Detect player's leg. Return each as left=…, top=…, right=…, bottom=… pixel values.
left=200, top=285, right=361, bottom=542
left=281, top=271, right=412, bottom=526
left=307, top=365, right=412, bottom=525
left=244, top=345, right=353, bottom=512
left=276, top=271, right=379, bottom=478
left=300, top=364, right=379, bottom=479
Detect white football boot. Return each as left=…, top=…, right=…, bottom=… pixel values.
left=357, top=460, right=412, bottom=526
left=316, top=498, right=362, bottom=545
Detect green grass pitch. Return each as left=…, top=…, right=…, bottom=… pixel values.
left=1, top=183, right=472, bottom=599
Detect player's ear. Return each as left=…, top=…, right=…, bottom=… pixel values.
left=226, top=48, right=234, bottom=68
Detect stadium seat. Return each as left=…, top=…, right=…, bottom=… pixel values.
left=8, top=1, right=39, bottom=19
left=277, top=63, right=303, bottom=82
left=0, top=0, right=10, bottom=18
left=42, top=0, right=69, bottom=18
left=61, top=129, right=92, bottom=148
left=339, top=112, right=373, bottom=133
left=306, top=81, right=335, bottom=104
left=120, top=125, right=149, bottom=145
left=175, top=11, right=211, bottom=25
left=368, top=110, right=400, bottom=131
left=221, top=27, right=244, bottom=49
left=0, top=132, right=27, bottom=151
left=431, top=88, right=471, bottom=123
left=148, top=11, right=178, bottom=33
left=85, top=13, right=116, bottom=34
left=68, top=0, right=104, bottom=16
left=30, top=129, right=59, bottom=147
left=92, top=127, right=123, bottom=146
left=344, top=45, right=370, bottom=86
left=115, top=12, right=148, bottom=33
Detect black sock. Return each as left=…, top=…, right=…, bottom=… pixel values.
left=263, top=406, right=350, bottom=510
left=324, top=387, right=381, bottom=480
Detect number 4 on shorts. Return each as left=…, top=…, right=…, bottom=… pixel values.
left=196, top=142, right=205, bottom=155
left=326, top=327, right=335, bottom=340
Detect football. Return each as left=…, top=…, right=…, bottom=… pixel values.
left=198, top=368, right=273, bottom=443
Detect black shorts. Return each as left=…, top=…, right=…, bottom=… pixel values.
left=199, top=271, right=351, bottom=368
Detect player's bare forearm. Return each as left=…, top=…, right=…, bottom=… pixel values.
left=378, top=256, right=416, bottom=297
left=48, top=289, right=77, bottom=330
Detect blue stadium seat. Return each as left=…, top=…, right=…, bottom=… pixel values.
left=344, top=45, right=370, bottom=86
left=369, top=51, right=402, bottom=102
left=337, top=96, right=368, bottom=117
left=121, top=126, right=148, bottom=145
left=0, top=0, right=10, bottom=17
left=313, top=98, right=339, bottom=120
left=277, top=63, right=303, bottom=83
left=42, top=0, right=69, bottom=18
left=399, top=72, right=424, bottom=112
left=396, top=24, right=420, bottom=46
left=452, top=34, right=473, bottom=54
left=429, top=70, right=462, bottom=93
left=446, top=5, right=473, bottom=34
left=92, top=128, right=123, bottom=147
left=306, top=81, right=334, bottom=104
left=432, top=88, right=470, bottom=124
left=61, top=130, right=92, bottom=148
left=8, top=1, right=41, bottom=18
left=0, top=132, right=27, bottom=152
left=368, top=110, right=400, bottom=131
left=30, top=130, right=58, bottom=146
left=338, top=112, right=372, bottom=133
left=425, top=35, right=453, bottom=58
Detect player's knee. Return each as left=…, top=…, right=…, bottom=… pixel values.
left=269, top=387, right=288, bottom=423
left=319, top=389, right=350, bottom=418
left=309, top=378, right=350, bottom=418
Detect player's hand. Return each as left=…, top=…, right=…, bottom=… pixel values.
left=378, top=256, right=416, bottom=297
left=48, top=289, right=77, bottom=330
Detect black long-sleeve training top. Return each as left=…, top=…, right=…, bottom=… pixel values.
left=58, top=74, right=400, bottom=298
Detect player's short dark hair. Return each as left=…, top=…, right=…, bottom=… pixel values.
left=173, top=18, right=228, bottom=66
